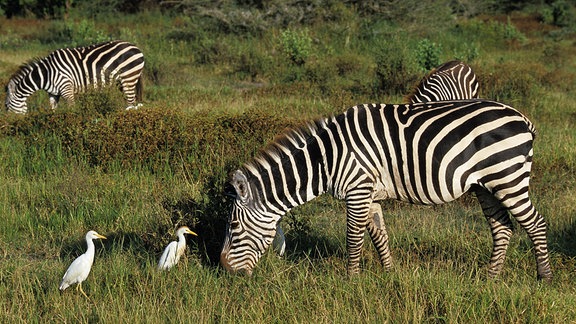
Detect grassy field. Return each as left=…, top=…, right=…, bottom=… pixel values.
left=1, top=3, right=576, bottom=322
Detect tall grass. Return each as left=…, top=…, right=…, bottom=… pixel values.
left=0, top=4, right=576, bottom=322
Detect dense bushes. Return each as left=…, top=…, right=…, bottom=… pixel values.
left=2, top=104, right=301, bottom=176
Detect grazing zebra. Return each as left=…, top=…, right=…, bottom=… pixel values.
left=406, top=60, right=479, bottom=103
left=273, top=61, right=480, bottom=259
left=5, top=40, right=145, bottom=113
left=220, top=100, right=552, bottom=282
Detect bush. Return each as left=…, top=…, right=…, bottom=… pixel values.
left=231, top=42, right=272, bottom=81
left=373, top=38, right=418, bottom=96
left=540, top=0, right=575, bottom=28
left=415, top=38, right=442, bottom=71
left=2, top=107, right=299, bottom=179
left=65, top=19, right=111, bottom=47
left=280, top=28, right=313, bottom=66
left=453, top=44, right=480, bottom=63
left=477, top=61, right=544, bottom=103
left=452, top=18, right=528, bottom=50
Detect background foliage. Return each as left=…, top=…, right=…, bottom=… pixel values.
left=0, top=0, right=575, bottom=322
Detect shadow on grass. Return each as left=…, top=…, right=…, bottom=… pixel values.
left=59, top=231, right=151, bottom=266
left=159, top=175, right=346, bottom=271
left=548, top=220, right=576, bottom=258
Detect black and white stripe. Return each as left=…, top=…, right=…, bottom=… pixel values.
left=274, top=60, right=481, bottom=255
left=5, top=40, right=144, bottom=113
left=406, top=60, right=478, bottom=103
left=220, top=100, right=552, bottom=282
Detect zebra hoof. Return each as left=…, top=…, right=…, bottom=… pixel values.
left=126, top=103, right=143, bottom=110
left=537, top=273, right=553, bottom=284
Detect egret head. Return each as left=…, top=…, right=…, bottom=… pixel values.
left=86, top=230, right=107, bottom=241
left=176, top=226, right=198, bottom=237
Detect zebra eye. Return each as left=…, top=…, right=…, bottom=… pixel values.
left=230, top=220, right=240, bottom=230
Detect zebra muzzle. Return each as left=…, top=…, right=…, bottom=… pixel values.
left=220, top=251, right=253, bottom=276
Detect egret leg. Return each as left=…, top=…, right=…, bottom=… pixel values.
left=77, top=283, right=89, bottom=299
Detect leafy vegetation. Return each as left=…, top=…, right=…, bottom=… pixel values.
left=0, top=0, right=575, bottom=322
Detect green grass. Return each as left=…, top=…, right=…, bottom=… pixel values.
left=1, top=4, right=576, bottom=323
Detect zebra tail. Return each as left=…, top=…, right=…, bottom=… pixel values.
left=524, top=115, right=537, bottom=138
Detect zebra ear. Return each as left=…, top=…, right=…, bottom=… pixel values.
left=231, top=170, right=251, bottom=203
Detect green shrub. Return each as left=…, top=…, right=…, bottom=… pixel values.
left=38, top=19, right=110, bottom=47
left=544, top=0, right=575, bottom=27
left=415, top=38, right=442, bottom=72
left=280, top=28, right=313, bottom=66
left=477, top=61, right=544, bottom=103
left=232, top=42, right=272, bottom=81
left=303, top=53, right=375, bottom=97
left=453, top=18, right=528, bottom=49
left=66, top=19, right=110, bottom=46
left=373, top=39, right=418, bottom=96
left=2, top=107, right=299, bottom=180
left=75, top=87, right=126, bottom=117
left=503, top=16, right=528, bottom=44
left=453, top=44, right=480, bottom=63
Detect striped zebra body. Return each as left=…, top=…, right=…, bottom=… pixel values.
left=406, top=60, right=479, bottom=103
left=220, top=100, right=552, bottom=281
left=5, top=40, right=144, bottom=113
left=274, top=60, right=480, bottom=256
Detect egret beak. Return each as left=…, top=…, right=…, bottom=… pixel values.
left=186, top=229, right=198, bottom=236
left=96, top=234, right=107, bottom=240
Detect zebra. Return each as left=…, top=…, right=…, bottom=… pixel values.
left=5, top=40, right=145, bottom=114
left=220, top=100, right=552, bottom=282
left=406, top=60, right=479, bottom=103
left=273, top=60, right=480, bottom=257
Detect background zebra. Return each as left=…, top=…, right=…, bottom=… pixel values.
left=274, top=60, right=480, bottom=257
left=406, top=60, right=479, bottom=103
left=220, top=100, right=552, bottom=282
left=5, top=40, right=145, bottom=114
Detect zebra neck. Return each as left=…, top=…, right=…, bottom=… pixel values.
left=21, top=62, right=49, bottom=93
left=244, top=122, right=330, bottom=213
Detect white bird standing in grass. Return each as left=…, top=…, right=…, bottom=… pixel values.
left=59, top=230, right=107, bottom=298
left=158, top=226, right=198, bottom=271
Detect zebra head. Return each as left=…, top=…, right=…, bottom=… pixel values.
left=220, top=169, right=281, bottom=275
left=5, top=78, right=28, bottom=114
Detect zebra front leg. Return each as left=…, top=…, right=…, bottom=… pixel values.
left=345, top=190, right=373, bottom=275
left=60, top=83, right=75, bottom=108
left=475, top=188, right=514, bottom=278
left=367, top=202, right=392, bottom=269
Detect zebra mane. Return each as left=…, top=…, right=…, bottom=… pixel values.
left=8, top=57, right=44, bottom=82
left=404, top=60, right=466, bottom=103
left=241, top=118, right=327, bottom=176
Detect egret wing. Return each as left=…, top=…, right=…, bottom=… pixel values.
left=60, top=254, right=91, bottom=290
left=158, top=241, right=178, bottom=270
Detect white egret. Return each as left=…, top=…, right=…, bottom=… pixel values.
left=272, top=226, right=286, bottom=257
left=157, top=226, right=198, bottom=271
left=59, top=230, right=107, bottom=298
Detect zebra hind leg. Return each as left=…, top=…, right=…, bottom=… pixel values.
left=475, top=188, right=514, bottom=279
left=366, top=202, right=392, bottom=269
left=477, top=187, right=553, bottom=282
left=120, top=79, right=141, bottom=110
left=505, top=195, right=552, bottom=282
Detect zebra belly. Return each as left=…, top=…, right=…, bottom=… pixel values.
left=390, top=182, right=468, bottom=206
left=372, top=181, right=393, bottom=201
